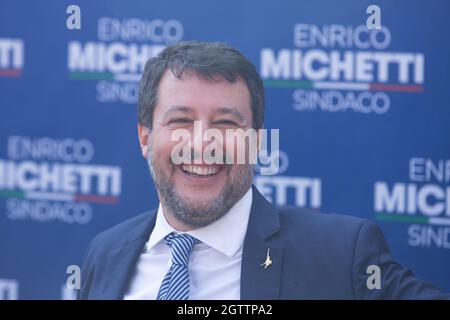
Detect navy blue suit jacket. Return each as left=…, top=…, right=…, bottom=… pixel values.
left=79, top=186, right=448, bottom=299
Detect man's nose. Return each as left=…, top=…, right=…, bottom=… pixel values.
left=192, top=120, right=204, bottom=150
left=191, top=120, right=209, bottom=163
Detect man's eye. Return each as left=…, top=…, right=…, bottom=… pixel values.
left=169, top=118, right=192, bottom=124
left=215, top=120, right=238, bottom=126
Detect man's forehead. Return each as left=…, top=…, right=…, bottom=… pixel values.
left=157, top=70, right=250, bottom=104
left=153, top=69, right=253, bottom=125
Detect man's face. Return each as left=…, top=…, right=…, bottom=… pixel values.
left=138, top=70, right=254, bottom=229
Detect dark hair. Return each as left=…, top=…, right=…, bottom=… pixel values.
left=138, top=40, right=265, bottom=130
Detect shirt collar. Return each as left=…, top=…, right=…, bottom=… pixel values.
left=147, top=187, right=253, bottom=258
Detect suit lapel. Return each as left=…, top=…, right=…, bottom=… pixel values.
left=240, top=186, right=283, bottom=299
left=98, top=210, right=157, bottom=299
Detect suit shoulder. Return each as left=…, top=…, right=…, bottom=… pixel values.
left=277, top=206, right=373, bottom=239
left=279, top=206, right=368, bottom=226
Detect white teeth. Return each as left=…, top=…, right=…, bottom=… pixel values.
left=181, top=165, right=219, bottom=176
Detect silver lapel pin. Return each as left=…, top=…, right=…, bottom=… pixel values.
left=260, top=248, right=273, bottom=269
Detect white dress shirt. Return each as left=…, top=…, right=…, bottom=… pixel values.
left=123, top=187, right=253, bottom=300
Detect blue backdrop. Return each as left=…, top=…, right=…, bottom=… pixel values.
left=0, top=0, right=449, bottom=299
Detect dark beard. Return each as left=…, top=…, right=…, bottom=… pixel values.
left=147, top=158, right=253, bottom=229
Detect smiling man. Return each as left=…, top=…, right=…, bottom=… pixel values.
left=78, top=41, right=448, bottom=300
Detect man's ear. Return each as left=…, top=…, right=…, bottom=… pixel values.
left=138, top=124, right=151, bottom=158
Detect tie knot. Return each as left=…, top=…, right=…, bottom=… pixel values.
left=165, top=233, right=200, bottom=266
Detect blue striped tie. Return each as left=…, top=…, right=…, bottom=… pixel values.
left=156, top=232, right=200, bottom=300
